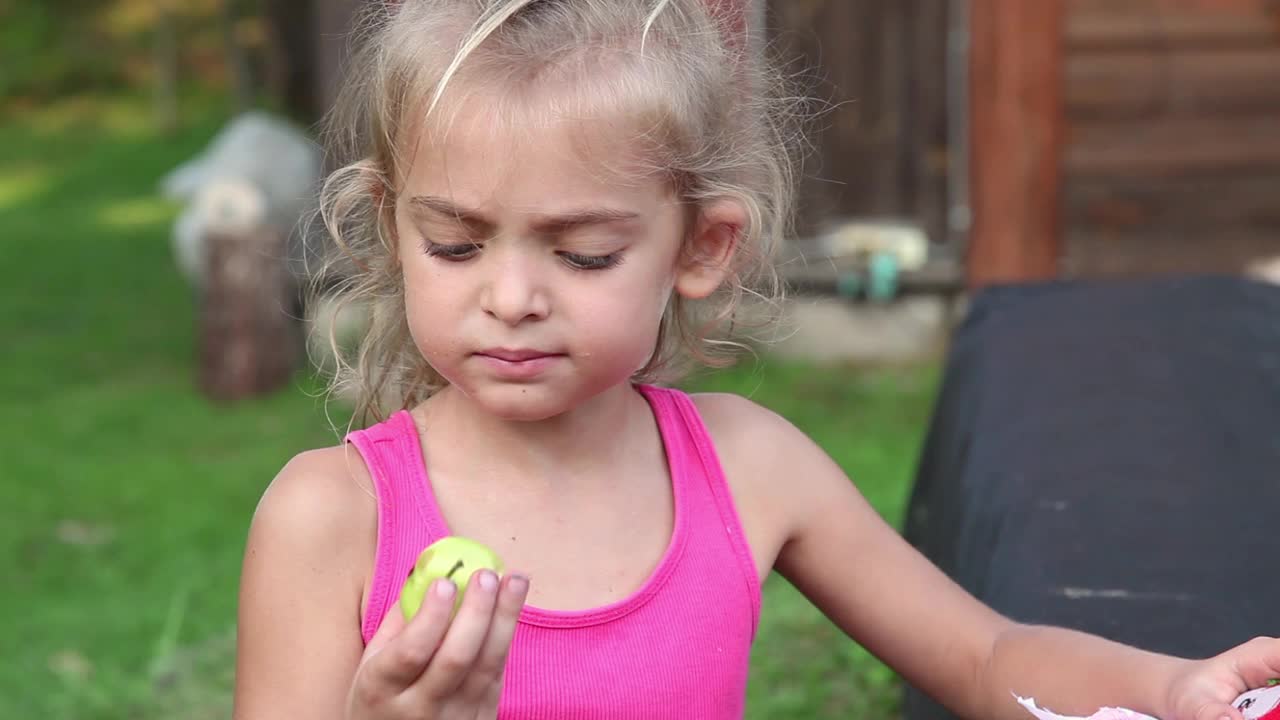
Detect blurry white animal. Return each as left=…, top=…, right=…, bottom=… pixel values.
left=159, top=110, right=322, bottom=288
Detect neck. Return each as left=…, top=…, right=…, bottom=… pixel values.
left=417, top=383, right=654, bottom=488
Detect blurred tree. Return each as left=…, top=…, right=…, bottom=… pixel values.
left=154, top=0, right=180, bottom=132
left=1, top=0, right=123, bottom=102
left=261, top=0, right=318, bottom=122
left=222, top=0, right=257, bottom=113
left=312, top=0, right=362, bottom=123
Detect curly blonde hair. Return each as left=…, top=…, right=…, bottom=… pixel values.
left=310, top=0, right=805, bottom=425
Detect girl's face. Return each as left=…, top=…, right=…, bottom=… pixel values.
left=393, top=105, right=736, bottom=421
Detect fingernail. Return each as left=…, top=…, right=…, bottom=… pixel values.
left=509, top=574, right=529, bottom=595
left=434, top=578, right=456, bottom=598
left=477, top=570, right=498, bottom=592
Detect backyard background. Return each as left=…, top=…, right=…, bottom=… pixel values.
left=1, top=2, right=936, bottom=718
left=5, top=0, right=1280, bottom=718
left=0, top=86, right=935, bottom=717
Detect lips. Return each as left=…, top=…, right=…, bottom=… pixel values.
left=472, top=348, right=565, bottom=380
left=475, top=348, right=560, bottom=362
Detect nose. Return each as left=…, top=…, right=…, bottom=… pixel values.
left=479, top=248, right=550, bottom=326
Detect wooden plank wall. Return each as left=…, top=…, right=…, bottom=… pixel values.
left=767, top=0, right=951, bottom=245
left=1062, top=0, right=1280, bottom=276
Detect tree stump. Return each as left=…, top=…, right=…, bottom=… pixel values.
left=196, top=179, right=300, bottom=402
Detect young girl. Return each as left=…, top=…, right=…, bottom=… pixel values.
left=232, top=2, right=1280, bottom=719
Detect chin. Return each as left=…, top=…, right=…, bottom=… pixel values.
left=465, top=382, right=580, bottom=422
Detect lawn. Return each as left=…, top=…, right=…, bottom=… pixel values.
left=0, top=94, right=940, bottom=719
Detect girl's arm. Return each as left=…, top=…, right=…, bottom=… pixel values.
left=232, top=445, right=530, bottom=720
left=233, top=446, right=378, bottom=720
left=720, top=395, right=1254, bottom=720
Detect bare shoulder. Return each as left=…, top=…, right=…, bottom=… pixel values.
left=689, top=392, right=842, bottom=571
left=250, top=444, right=378, bottom=561
left=690, top=391, right=842, bottom=488
left=690, top=392, right=810, bottom=463
left=244, top=443, right=380, bottom=612
left=233, top=443, right=378, bottom=719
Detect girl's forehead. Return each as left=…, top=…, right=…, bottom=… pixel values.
left=401, top=94, right=669, bottom=206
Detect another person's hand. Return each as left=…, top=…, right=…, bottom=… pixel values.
left=1163, top=637, right=1280, bottom=720
left=346, top=570, right=530, bottom=720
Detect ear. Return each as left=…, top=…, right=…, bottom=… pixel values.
left=674, top=199, right=746, bottom=300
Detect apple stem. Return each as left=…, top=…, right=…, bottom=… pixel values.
left=446, top=559, right=465, bottom=581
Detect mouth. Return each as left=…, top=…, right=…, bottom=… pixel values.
left=474, top=348, right=563, bottom=362
left=472, top=348, right=565, bottom=380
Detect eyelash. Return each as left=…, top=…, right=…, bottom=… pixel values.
left=562, top=252, right=623, bottom=271
left=422, top=241, right=623, bottom=271
left=423, top=241, right=480, bottom=261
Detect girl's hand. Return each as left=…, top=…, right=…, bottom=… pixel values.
left=345, top=570, right=530, bottom=720
left=1163, top=637, right=1280, bottom=720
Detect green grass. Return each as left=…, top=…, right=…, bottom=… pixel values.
left=0, top=93, right=939, bottom=719
left=687, top=364, right=938, bottom=719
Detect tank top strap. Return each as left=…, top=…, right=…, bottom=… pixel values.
left=636, top=385, right=762, bottom=631
left=346, top=410, right=447, bottom=644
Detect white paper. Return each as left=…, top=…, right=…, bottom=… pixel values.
left=1016, top=695, right=1156, bottom=720
left=1017, top=685, right=1280, bottom=720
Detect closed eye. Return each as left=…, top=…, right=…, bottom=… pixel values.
left=424, top=241, right=480, bottom=261
left=559, top=251, right=622, bottom=271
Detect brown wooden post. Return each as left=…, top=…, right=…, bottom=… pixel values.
left=966, top=0, right=1065, bottom=287
left=197, top=181, right=300, bottom=402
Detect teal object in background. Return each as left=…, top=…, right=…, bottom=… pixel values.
left=868, top=251, right=901, bottom=302
left=837, top=272, right=864, bottom=299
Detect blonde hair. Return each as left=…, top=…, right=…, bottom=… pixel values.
left=311, top=0, right=806, bottom=425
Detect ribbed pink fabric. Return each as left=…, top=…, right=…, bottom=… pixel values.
left=346, top=384, right=761, bottom=719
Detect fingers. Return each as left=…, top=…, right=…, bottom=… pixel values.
left=364, top=578, right=458, bottom=691
left=352, top=569, right=528, bottom=715
left=1230, top=637, right=1280, bottom=690
left=418, top=568, right=504, bottom=699
left=362, top=601, right=409, bottom=659
left=461, top=573, right=530, bottom=697
left=1194, top=702, right=1244, bottom=720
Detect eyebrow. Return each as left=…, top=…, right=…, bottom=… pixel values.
left=407, top=195, right=640, bottom=234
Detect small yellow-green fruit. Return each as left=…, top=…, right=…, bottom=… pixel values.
left=400, top=537, right=504, bottom=621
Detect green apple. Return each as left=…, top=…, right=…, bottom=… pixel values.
left=400, top=536, right=504, bottom=621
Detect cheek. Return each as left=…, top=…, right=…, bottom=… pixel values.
left=573, top=270, right=673, bottom=353
left=403, top=268, right=466, bottom=354
left=593, top=259, right=674, bottom=321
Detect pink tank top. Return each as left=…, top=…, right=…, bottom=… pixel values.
left=346, top=384, right=761, bottom=719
